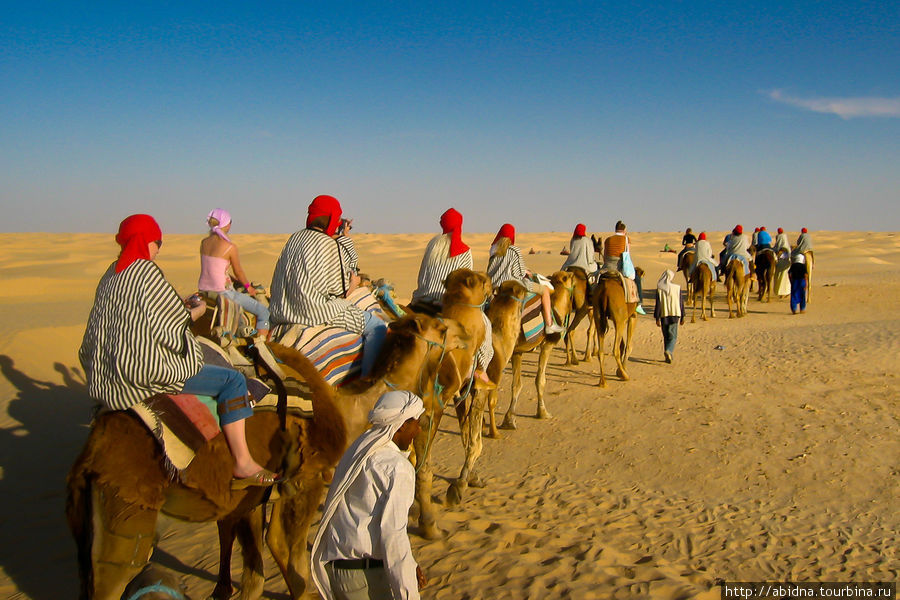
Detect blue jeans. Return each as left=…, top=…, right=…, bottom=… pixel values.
left=221, top=289, right=271, bottom=331
left=181, top=364, right=252, bottom=425
left=791, top=279, right=807, bottom=313
left=661, top=321, right=678, bottom=354
left=361, top=311, right=387, bottom=377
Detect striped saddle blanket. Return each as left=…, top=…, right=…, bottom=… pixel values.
left=270, top=288, right=385, bottom=388
left=520, top=293, right=544, bottom=343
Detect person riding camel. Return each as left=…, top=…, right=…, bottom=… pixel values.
left=602, top=220, right=646, bottom=314
left=774, top=227, right=790, bottom=254
left=80, top=214, right=279, bottom=489
left=410, top=208, right=493, bottom=385
left=677, top=227, right=697, bottom=269
left=269, top=195, right=387, bottom=377
left=561, top=223, right=599, bottom=278
left=198, top=208, right=271, bottom=339
left=752, top=227, right=761, bottom=248
left=692, top=232, right=717, bottom=276
left=487, top=223, right=566, bottom=335
left=724, top=224, right=752, bottom=275
left=756, top=226, right=772, bottom=252
left=793, top=227, right=813, bottom=257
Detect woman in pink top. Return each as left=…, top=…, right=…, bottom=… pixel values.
left=198, top=209, right=270, bottom=338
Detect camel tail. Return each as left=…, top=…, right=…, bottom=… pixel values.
left=597, top=288, right=610, bottom=338
left=267, top=343, right=348, bottom=467
left=66, top=452, right=94, bottom=600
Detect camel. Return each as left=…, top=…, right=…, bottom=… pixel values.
left=214, top=313, right=470, bottom=592
left=803, top=250, right=815, bottom=303
left=434, top=269, right=496, bottom=509
left=483, top=280, right=528, bottom=438
left=755, top=248, right=777, bottom=302
left=591, top=272, right=638, bottom=387
left=67, top=313, right=466, bottom=600
left=496, top=270, right=575, bottom=430
left=678, top=250, right=697, bottom=304
left=689, top=262, right=717, bottom=322
left=725, top=258, right=750, bottom=318
left=562, top=266, right=596, bottom=365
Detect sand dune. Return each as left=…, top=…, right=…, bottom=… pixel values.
left=0, top=230, right=897, bottom=599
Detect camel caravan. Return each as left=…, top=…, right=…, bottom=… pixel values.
left=67, top=204, right=815, bottom=599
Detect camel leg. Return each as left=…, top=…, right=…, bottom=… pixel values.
left=235, top=508, right=265, bottom=600
left=448, top=389, right=487, bottom=505
left=266, top=472, right=325, bottom=599
left=564, top=306, right=588, bottom=366
left=413, top=424, right=442, bottom=539
left=614, top=319, right=630, bottom=381
left=500, top=353, right=523, bottom=430
left=486, top=388, right=501, bottom=439
left=710, top=285, right=716, bottom=318
left=89, top=484, right=160, bottom=600
left=534, top=342, right=553, bottom=419
left=212, top=520, right=237, bottom=600
left=595, top=322, right=607, bottom=388
left=691, top=291, right=697, bottom=323
left=583, top=310, right=595, bottom=360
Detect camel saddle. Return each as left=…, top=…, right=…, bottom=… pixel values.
left=598, top=270, right=639, bottom=303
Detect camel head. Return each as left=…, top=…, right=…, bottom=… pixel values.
left=549, top=270, right=576, bottom=297
left=591, top=234, right=603, bottom=253
left=494, top=279, right=528, bottom=303
left=387, top=313, right=471, bottom=354
left=443, top=268, right=492, bottom=306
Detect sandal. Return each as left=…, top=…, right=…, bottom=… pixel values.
left=231, top=468, right=281, bottom=490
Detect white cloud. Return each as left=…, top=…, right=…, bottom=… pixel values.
left=766, top=89, right=900, bottom=119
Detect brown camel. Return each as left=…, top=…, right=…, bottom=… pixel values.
left=678, top=250, right=697, bottom=304
left=496, top=270, right=575, bottom=430
left=804, top=250, right=815, bottom=303
left=483, top=280, right=528, bottom=438
left=562, top=266, right=596, bottom=365
left=435, top=268, right=495, bottom=508
left=725, top=258, right=750, bottom=318
left=689, top=262, right=717, bottom=322
left=591, top=272, right=638, bottom=387
left=66, top=349, right=345, bottom=600
left=755, top=248, right=777, bottom=302
left=67, top=313, right=466, bottom=600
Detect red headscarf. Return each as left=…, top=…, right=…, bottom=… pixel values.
left=492, top=223, right=515, bottom=246
left=440, top=208, right=469, bottom=257
left=733, top=224, right=743, bottom=235
left=801, top=227, right=808, bottom=233
left=306, top=195, right=343, bottom=237
left=754, top=227, right=760, bottom=232
left=573, top=223, right=587, bottom=238
left=760, top=226, right=766, bottom=231
left=777, top=227, right=784, bottom=234
left=115, top=214, right=162, bottom=273
left=698, top=232, right=707, bottom=241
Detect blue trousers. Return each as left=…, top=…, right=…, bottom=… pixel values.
left=791, top=279, right=807, bottom=313
left=661, top=321, right=678, bottom=354
left=181, top=364, right=252, bottom=425
left=221, top=289, right=271, bottom=331
left=361, top=311, right=387, bottom=377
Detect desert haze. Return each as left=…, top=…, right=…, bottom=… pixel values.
left=0, top=230, right=897, bottom=599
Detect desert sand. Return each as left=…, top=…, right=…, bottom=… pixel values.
left=0, top=230, right=897, bottom=599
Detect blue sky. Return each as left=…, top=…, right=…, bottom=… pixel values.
left=2, top=2, right=898, bottom=234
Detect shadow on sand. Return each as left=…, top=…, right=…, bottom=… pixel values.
left=0, top=355, right=93, bottom=599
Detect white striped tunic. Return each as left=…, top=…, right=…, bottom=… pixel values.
left=411, top=235, right=474, bottom=305
left=487, top=245, right=529, bottom=289
left=79, top=260, right=203, bottom=410
left=336, top=235, right=359, bottom=272
left=269, top=228, right=366, bottom=334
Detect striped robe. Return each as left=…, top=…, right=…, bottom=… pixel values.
left=269, top=228, right=366, bottom=334
left=79, top=260, right=203, bottom=411
left=336, top=235, right=359, bottom=272
left=487, top=245, right=529, bottom=289
left=411, top=236, right=474, bottom=305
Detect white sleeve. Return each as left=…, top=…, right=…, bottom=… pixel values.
left=379, top=462, right=420, bottom=600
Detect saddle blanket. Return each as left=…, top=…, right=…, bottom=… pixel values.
left=270, top=288, right=384, bottom=387
left=130, top=393, right=221, bottom=473
left=690, top=258, right=719, bottom=278
left=597, top=270, right=639, bottom=303
left=520, top=293, right=544, bottom=343
left=727, top=254, right=751, bottom=275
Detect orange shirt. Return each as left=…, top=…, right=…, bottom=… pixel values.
left=603, top=233, right=628, bottom=260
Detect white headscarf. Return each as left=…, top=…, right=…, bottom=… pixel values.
left=656, top=269, right=682, bottom=318
left=310, top=390, right=425, bottom=599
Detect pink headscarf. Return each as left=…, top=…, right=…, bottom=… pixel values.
left=207, top=208, right=232, bottom=242
left=440, top=208, right=469, bottom=258
left=115, top=214, right=162, bottom=273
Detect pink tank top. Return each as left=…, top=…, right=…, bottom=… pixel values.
left=198, top=254, right=230, bottom=292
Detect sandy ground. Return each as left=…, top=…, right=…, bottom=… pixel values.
left=0, top=230, right=897, bottom=599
